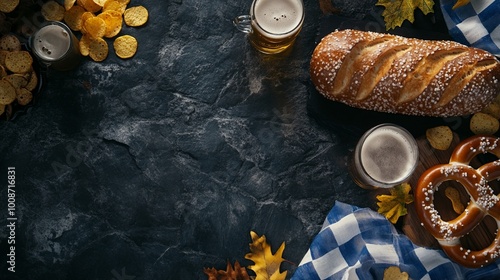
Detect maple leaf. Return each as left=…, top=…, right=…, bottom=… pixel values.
left=245, top=231, right=287, bottom=280
left=376, top=183, right=414, bottom=224
left=203, top=260, right=250, bottom=280
left=376, top=0, right=435, bottom=30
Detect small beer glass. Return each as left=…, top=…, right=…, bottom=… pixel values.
left=233, top=0, right=305, bottom=54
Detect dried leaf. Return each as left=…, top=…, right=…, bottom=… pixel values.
left=203, top=260, right=250, bottom=280
left=377, top=183, right=414, bottom=223
left=376, top=0, right=435, bottom=30
left=452, top=0, right=470, bottom=9
left=245, top=231, right=287, bottom=280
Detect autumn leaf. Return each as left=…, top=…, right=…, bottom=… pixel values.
left=245, top=231, right=287, bottom=280
left=452, top=0, right=470, bottom=9
left=376, top=0, right=435, bottom=30
left=203, top=260, right=250, bottom=280
left=376, top=183, right=414, bottom=224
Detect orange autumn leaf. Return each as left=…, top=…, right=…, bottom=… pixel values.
left=203, top=260, right=250, bottom=280
left=245, top=231, right=287, bottom=280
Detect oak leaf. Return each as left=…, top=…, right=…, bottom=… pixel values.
left=376, top=0, right=435, bottom=30
left=203, top=260, right=250, bottom=280
left=245, top=231, right=287, bottom=280
left=376, top=183, right=414, bottom=224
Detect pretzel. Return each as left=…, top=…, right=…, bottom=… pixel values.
left=415, top=135, right=500, bottom=268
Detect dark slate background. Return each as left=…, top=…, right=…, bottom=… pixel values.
left=0, top=0, right=458, bottom=279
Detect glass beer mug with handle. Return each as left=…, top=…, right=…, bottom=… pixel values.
left=233, top=0, right=304, bottom=54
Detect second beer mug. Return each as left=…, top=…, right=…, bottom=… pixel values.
left=233, top=0, right=304, bottom=54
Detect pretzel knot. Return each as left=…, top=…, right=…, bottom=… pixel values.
left=416, top=135, right=500, bottom=268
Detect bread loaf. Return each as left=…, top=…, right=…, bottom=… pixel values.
left=310, top=29, right=500, bottom=117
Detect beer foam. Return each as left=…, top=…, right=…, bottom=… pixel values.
left=252, top=0, right=303, bottom=37
left=33, top=24, right=71, bottom=61
left=360, top=127, right=417, bottom=183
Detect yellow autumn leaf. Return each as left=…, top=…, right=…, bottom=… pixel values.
left=376, top=0, right=435, bottom=30
left=376, top=183, right=414, bottom=223
left=245, top=231, right=287, bottom=280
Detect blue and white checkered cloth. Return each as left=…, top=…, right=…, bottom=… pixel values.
left=291, top=201, right=500, bottom=280
left=440, top=0, right=500, bottom=56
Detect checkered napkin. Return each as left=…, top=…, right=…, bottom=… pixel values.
left=440, top=0, right=500, bottom=56
left=291, top=201, right=500, bottom=280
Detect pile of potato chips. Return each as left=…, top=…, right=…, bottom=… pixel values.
left=0, top=35, right=38, bottom=118
left=41, top=0, right=148, bottom=62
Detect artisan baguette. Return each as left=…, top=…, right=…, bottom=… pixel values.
left=310, top=29, right=500, bottom=117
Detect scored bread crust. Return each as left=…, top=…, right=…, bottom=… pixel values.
left=310, top=29, right=500, bottom=117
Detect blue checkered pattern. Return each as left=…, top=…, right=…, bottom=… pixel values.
left=440, top=0, right=500, bottom=56
left=291, top=201, right=500, bottom=280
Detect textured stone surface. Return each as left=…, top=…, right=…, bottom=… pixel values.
left=0, top=0, right=452, bottom=279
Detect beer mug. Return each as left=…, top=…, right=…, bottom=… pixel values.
left=233, top=0, right=304, bottom=54
left=30, top=21, right=81, bottom=71
left=349, top=124, right=419, bottom=189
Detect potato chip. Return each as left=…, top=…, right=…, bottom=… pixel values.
left=42, top=1, right=66, bottom=21
left=3, top=74, right=28, bottom=89
left=482, top=102, right=500, bottom=119
left=84, top=16, right=106, bottom=38
left=383, top=266, right=409, bottom=280
left=103, top=0, right=127, bottom=14
left=5, top=51, right=32, bottom=74
left=80, top=0, right=102, bottom=13
left=0, top=0, right=20, bottom=13
left=0, top=35, right=21, bottom=52
left=98, top=10, right=123, bottom=38
left=470, top=112, right=499, bottom=135
left=79, top=34, right=92, bottom=56
left=93, top=0, right=108, bottom=6
left=64, top=0, right=76, bottom=10
left=80, top=11, right=95, bottom=34
left=25, top=69, right=38, bottom=92
left=64, top=5, right=86, bottom=31
left=426, top=126, right=453, bottom=150
left=0, top=79, right=16, bottom=105
left=124, top=6, right=149, bottom=27
left=0, top=66, right=7, bottom=79
left=16, top=88, right=33, bottom=106
left=89, top=37, right=108, bottom=62
left=0, top=104, right=5, bottom=116
left=114, top=35, right=137, bottom=59
left=0, top=51, right=7, bottom=66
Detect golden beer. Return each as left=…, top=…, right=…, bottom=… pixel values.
left=234, top=0, right=304, bottom=54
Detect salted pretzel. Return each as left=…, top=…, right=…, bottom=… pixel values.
left=415, top=135, right=500, bottom=268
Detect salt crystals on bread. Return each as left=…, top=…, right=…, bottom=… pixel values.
left=310, top=29, right=500, bottom=117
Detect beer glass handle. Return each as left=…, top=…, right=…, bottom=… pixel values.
left=233, top=15, right=252, bottom=33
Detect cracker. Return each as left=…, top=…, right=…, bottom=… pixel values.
left=5, top=51, right=33, bottom=74
left=124, top=6, right=148, bottom=27
left=0, top=0, right=20, bottom=13
left=470, top=112, right=499, bottom=135
left=426, top=126, right=453, bottom=150
left=113, top=35, right=137, bottom=59
left=88, top=37, right=108, bottom=61
left=16, top=88, right=33, bottom=106
left=0, top=79, right=16, bottom=105
left=25, top=69, right=38, bottom=92
left=42, top=1, right=66, bottom=21
left=3, top=74, right=28, bottom=89
left=0, top=35, right=21, bottom=52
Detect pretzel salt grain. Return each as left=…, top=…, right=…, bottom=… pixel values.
left=415, top=135, right=500, bottom=268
